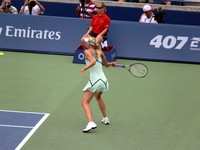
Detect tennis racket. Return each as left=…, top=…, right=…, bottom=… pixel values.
left=116, top=63, right=148, bottom=78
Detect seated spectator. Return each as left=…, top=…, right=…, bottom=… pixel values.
left=113, top=0, right=139, bottom=2
left=126, top=0, right=139, bottom=2
left=154, top=6, right=165, bottom=23
left=0, top=0, right=18, bottom=14
left=139, top=4, right=157, bottom=24
left=160, top=0, right=171, bottom=5
left=76, top=0, right=97, bottom=19
left=81, top=2, right=110, bottom=50
left=19, top=0, right=45, bottom=15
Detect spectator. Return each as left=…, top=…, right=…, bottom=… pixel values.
left=126, top=0, right=139, bottom=2
left=19, top=0, right=45, bottom=15
left=76, top=0, right=97, bottom=19
left=160, top=0, right=171, bottom=5
left=154, top=6, right=165, bottom=23
left=139, top=4, right=158, bottom=24
left=81, top=2, right=110, bottom=49
left=0, top=0, right=18, bottom=14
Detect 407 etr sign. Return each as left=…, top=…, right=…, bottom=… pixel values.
left=150, top=35, right=200, bottom=51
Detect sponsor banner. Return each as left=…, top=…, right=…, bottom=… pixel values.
left=108, top=21, right=200, bottom=63
left=0, top=13, right=90, bottom=54
left=0, top=14, right=200, bottom=63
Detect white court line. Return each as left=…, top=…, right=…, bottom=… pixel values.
left=0, top=124, right=33, bottom=129
left=0, top=109, right=47, bottom=115
left=15, top=113, right=50, bottom=150
left=0, top=110, right=50, bottom=150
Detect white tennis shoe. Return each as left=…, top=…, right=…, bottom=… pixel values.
left=101, top=117, right=110, bottom=125
left=83, top=122, right=97, bottom=133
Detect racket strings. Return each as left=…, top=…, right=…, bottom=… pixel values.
left=131, top=66, right=146, bottom=74
left=129, top=64, right=148, bottom=78
left=116, top=63, right=148, bottom=78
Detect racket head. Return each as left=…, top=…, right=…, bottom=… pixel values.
left=129, top=63, right=148, bottom=78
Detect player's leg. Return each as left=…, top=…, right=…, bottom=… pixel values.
left=95, top=92, right=106, bottom=117
left=95, top=92, right=110, bottom=125
left=82, top=91, right=97, bottom=132
left=82, top=90, right=95, bottom=122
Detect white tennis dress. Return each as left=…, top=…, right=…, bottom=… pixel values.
left=83, top=54, right=109, bottom=93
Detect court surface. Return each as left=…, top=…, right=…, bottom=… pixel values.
left=0, top=110, right=49, bottom=150
left=0, top=51, right=200, bottom=150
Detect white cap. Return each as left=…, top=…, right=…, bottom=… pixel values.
left=84, top=38, right=90, bottom=42
left=84, top=37, right=96, bottom=46
left=143, top=4, right=152, bottom=12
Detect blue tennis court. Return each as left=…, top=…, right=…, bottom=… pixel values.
left=0, top=110, right=49, bottom=150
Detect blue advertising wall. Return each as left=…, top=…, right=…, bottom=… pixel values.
left=0, top=14, right=200, bottom=63
left=0, top=14, right=90, bottom=54
left=11, top=0, right=200, bottom=26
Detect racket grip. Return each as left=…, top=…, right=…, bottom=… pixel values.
left=116, top=64, right=125, bottom=68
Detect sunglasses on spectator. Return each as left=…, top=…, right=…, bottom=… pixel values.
left=97, top=7, right=103, bottom=9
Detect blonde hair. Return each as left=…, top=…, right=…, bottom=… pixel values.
left=97, top=2, right=106, bottom=12
left=88, top=36, right=101, bottom=57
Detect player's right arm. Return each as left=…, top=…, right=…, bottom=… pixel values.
left=81, top=50, right=96, bottom=76
left=100, top=51, right=116, bottom=67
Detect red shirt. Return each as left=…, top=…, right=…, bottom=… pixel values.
left=90, top=13, right=110, bottom=34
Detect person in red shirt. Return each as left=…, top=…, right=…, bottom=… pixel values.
left=82, top=2, right=110, bottom=49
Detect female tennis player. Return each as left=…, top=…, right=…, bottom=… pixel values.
left=81, top=35, right=116, bottom=133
